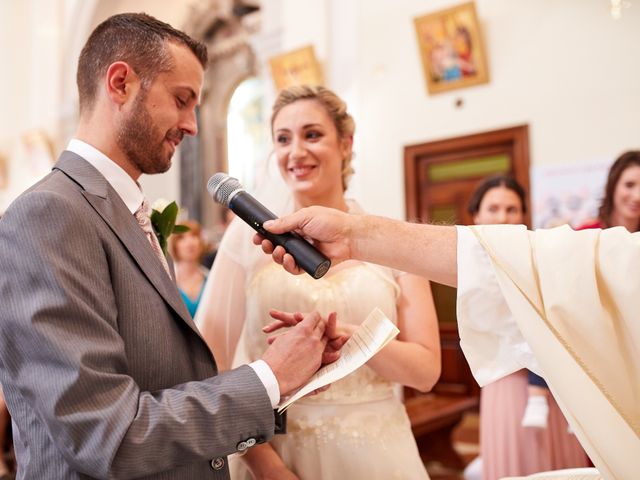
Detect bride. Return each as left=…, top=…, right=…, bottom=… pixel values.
left=196, top=85, right=440, bottom=480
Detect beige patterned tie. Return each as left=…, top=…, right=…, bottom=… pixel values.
left=134, top=197, right=171, bottom=277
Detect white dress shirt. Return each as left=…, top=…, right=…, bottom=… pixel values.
left=66, top=139, right=280, bottom=407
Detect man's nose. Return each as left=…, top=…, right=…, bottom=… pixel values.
left=181, top=109, right=198, bottom=136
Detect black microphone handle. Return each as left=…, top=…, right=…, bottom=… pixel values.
left=228, top=192, right=331, bottom=279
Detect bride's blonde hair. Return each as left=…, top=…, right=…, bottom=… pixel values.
left=271, top=85, right=355, bottom=191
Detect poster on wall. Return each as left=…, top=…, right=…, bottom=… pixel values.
left=531, top=161, right=610, bottom=229
left=268, top=45, right=324, bottom=91
left=413, top=2, right=489, bottom=95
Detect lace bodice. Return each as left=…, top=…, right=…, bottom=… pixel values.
left=236, top=260, right=401, bottom=404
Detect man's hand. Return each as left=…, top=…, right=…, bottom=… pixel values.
left=264, top=310, right=350, bottom=365
left=253, top=206, right=354, bottom=275
left=261, top=311, right=330, bottom=396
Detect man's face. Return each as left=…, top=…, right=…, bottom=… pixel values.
left=117, top=42, right=204, bottom=175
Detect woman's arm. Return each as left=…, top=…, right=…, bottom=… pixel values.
left=241, top=444, right=299, bottom=480
left=360, top=273, right=441, bottom=392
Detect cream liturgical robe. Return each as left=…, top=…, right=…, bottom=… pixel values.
left=455, top=225, right=639, bottom=480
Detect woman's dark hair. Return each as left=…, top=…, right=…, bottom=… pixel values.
left=467, top=175, right=527, bottom=215
left=598, top=151, right=640, bottom=227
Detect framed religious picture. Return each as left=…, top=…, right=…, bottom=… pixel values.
left=414, top=2, right=489, bottom=95
left=268, top=45, right=324, bottom=91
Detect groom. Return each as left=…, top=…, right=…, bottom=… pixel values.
left=0, top=13, right=339, bottom=479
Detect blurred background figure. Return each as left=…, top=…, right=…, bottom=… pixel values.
left=201, top=210, right=235, bottom=270
left=169, top=220, right=209, bottom=318
left=0, top=388, right=12, bottom=480
left=578, top=150, right=640, bottom=232
left=463, top=175, right=590, bottom=480
left=197, top=85, right=441, bottom=480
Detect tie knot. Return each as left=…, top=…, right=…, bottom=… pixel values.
left=135, top=198, right=152, bottom=233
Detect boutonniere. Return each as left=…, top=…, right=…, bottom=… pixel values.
left=150, top=199, right=190, bottom=257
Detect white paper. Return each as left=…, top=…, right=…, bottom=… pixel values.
left=277, top=307, right=399, bottom=412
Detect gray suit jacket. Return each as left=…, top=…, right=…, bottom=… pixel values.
left=0, top=152, right=274, bottom=479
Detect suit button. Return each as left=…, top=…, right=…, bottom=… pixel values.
left=246, top=438, right=256, bottom=447
left=236, top=441, right=248, bottom=452
left=211, top=457, right=225, bottom=470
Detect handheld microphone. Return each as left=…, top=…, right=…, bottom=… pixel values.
left=207, top=173, right=331, bottom=279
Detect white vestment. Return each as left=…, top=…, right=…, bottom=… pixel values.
left=456, top=225, right=639, bottom=480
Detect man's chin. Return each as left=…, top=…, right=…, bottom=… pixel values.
left=141, top=157, right=172, bottom=175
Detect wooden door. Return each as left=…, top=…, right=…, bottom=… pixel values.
left=404, top=125, right=531, bottom=397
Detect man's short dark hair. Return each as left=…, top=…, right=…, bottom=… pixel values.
left=77, top=12, right=208, bottom=114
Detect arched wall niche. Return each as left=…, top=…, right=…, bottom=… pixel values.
left=182, top=0, right=262, bottom=232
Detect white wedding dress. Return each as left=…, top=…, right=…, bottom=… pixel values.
left=231, top=259, right=430, bottom=480
left=196, top=193, right=429, bottom=480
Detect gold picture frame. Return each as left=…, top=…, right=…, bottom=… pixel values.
left=268, top=45, right=324, bottom=91
left=414, top=2, right=489, bottom=95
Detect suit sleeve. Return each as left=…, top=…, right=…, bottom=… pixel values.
left=0, top=190, right=274, bottom=479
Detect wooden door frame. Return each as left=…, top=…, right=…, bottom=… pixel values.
left=404, top=125, right=531, bottom=226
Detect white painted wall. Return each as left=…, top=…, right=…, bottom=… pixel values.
left=349, top=0, right=640, bottom=218
left=2, top=0, right=639, bottom=219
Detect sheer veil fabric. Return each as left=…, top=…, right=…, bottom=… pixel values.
left=195, top=155, right=292, bottom=368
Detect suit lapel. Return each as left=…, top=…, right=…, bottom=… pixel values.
left=53, top=152, right=200, bottom=336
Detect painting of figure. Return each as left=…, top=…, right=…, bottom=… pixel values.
left=414, top=2, right=489, bottom=94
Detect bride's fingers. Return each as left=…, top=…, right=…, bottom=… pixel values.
left=263, top=311, right=304, bottom=332
left=268, top=309, right=305, bottom=322
left=328, top=335, right=349, bottom=351
left=262, top=320, right=287, bottom=333
left=324, top=312, right=338, bottom=340
left=322, top=350, right=341, bottom=364
left=309, top=385, right=331, bottom=395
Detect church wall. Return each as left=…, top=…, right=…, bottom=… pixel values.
left=1, top=1, right=639, bottom=220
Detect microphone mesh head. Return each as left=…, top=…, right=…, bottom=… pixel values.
left=207, top=173, right=243, bottom=206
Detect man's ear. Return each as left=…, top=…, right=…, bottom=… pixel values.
left=104, top=61, right=138, bottom=106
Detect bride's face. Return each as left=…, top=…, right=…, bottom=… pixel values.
left=272, top=99, right=351, bottom=205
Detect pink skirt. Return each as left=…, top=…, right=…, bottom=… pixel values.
left=480, top=370, right=590, bottom=480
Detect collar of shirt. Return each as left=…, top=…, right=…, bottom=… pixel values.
left=66, top=138, right=144, bottom=214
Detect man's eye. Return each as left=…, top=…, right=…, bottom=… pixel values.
left=176, top=97, right=187, bottom=107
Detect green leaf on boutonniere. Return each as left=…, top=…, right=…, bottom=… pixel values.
left=150, top=201, right=190, bottom=257
left=173, top=225, right=190, bottom=234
